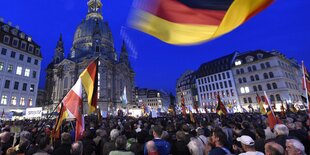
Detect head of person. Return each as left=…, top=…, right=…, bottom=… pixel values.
left=37, top=136, right=50, bottom=151
left=146, top=140, right=157, bottom=153
left=61, top=132, right=71, bottom=145
left=286, top=139, right=305, bottom=155
left=160, top=131, right=169, bottom=140
left=110, top=129, right=120, bottom=141
left=0, top=132, right=10, bottom=143
left=210, top=129, right=227, bottom=147
left=237, top=135, right=255, bottom=152
left=71, top=141, right=83, bottom=155
left=196, top=127, right=204, bottom=136
left=152, top=125, right=163, bottom=139
left=187, top=138, right=201, bottom=155
left=19, top=131, right=31, bottom=143
left=264, top=141, right=284, bottom=155
left=115, top=135, right=127, bottom=150
left=241, top=122, right=250, bottom=129
left=274, top=124, right=289, bottom=137
left=176, top=131, right=186, bottom=142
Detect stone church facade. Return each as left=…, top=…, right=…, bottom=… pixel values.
left=45, top=0, right=135, bottom=112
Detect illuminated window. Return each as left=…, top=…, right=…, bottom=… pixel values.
left=16, top=66, right=22, bottom=75
left=235, top=60, right=242, bottom=66
left=28, top=98, right=33, bottom=106
left=30, top=84, right=35, bottom=92
left=240, top=87, right=245, bottom=94
left=11, top=96, right=17, bottom=105
left=7, top=64, right=13, bottom=73
left=25, top=68, right=30, bottom=77
left=1, top=95, right=7, bottom=105
left=0, top=62, right=3, bottom=71
left=20, top=97, right=25, bottom=106
left=245, top=87, right=250, bottom=93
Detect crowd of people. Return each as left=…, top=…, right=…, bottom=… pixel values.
left=0, top=112, right=309, bottom=155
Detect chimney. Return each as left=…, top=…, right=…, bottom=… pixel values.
left=15, top=25, right=20, bottom=30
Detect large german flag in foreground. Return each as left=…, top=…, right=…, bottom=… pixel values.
left=129, top=0, right=274, bottom=45
left=80, top=58, right=99, bottom=114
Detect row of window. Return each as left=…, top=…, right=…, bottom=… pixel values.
left=278, top=61, right=293, bottom=72
left=0, top=95, right=33, bottom=106
left=2, top=35, right=40, bottom=55
left=286, top=82, right=298, bottom=90
left=198, top=72, right=231, bottom=85
left=1, top=48, right=39, bottom=65
left=3, top=80, right=35, bottom=92
left=199, top=80, right=233, bottom=92
left=243, top=94, right=281, bottom=103
left=241, top=83, right=278, bottom=94
left=238, top=72, right=274, bottom=84
left=200, top=89, right=235, bottom=100
left=0, top=63, right=37, bottom=78
left=285, top=72, right=296, bottom=81
left=236, top=62, right=271, bottom=74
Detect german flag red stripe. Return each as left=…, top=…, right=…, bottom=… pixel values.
left=129, top=0, right=274, bottom=45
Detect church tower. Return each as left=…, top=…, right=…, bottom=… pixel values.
left=53, top=34, right=64, bottom=64
left=119, top=41, right=130, bottom=67
left=87, top=0, right=103, bottom=20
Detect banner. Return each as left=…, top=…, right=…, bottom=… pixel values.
left=25, top=107, right=42, bottom=118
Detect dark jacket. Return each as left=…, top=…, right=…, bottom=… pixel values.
left=171, top=141, right=190, bottom=155
left=101, top=140, right=116, bottom=155
left=52, top=143, right=71, bottom=155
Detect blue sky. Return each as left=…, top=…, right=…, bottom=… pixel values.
left=0, top=0, right=309, bottom=94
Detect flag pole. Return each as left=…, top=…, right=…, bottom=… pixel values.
left=302, top=61, right=309, bottom=110
left=264, top=91, right=276, bottom=119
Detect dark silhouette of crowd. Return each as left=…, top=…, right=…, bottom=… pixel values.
left=0, top=111, right=309, bottom=155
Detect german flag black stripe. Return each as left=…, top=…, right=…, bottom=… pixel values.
left=178, top=0, right=233, bottom=10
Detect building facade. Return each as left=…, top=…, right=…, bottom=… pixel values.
left=176, top=70, right=199, bottom=110
left=45, top=0, right=135, bottom=112
left=232, top=50, right=304, bottom=111
left=135, top=88, right=170, bottom=112
left=195, top=52, right=240, bottom=112
left=0, top=19, right=42, bottom=114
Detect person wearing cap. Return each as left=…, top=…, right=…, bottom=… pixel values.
left=237, top=135, right=264, bottom=155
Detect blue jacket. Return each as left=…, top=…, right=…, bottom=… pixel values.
left=144, top=139, right=171, bottom=155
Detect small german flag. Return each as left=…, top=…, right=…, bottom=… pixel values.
left=129, top=0, right=274, bottom=45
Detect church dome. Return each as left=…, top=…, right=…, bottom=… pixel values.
left=71, top=0, right=114, bottom=60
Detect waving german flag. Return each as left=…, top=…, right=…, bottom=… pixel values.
left=129, top=0, right=274, bottom=45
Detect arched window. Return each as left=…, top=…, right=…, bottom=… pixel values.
left=276, top=94, right=281, bottom=101
left=272, top=83, right=278, bottom=89
left=261, top=63, right=265, bottom=69
left=252, top=65, right=257, bottom=71
left=264, top=73, right=269, bottom=79
left=240, top=68, right=244, bottom=74
left=248, top=97, right=252, bottom=103
left=269, top=72, right=274, bottom=78
left=243, top=98, right=247, bottom=103
left=266, top=62, right=271, bottom=68
left=267, top=84, right=272, bottom=90
left=253, top=86, right=257, bottom=92
left=250, top=76, right=255, bottom=81
left=255, top=75, right=260, bottom=81
left=248, top=66, right=252, bottom=72
left=270, top=95, right=275, bottom=102
left=236, top=69, right=240, bottom=74
left=258, top=85, right=262, bottom=91
left=243, top=77, right=247, bottom=83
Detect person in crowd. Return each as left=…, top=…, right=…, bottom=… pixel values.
left=264, top=122, right=276, bottom=140
left=109, top=135, right=134, bottom=155
left=0, top=131, right=12, bottom=155
left=237, top=135, right=264, bottom=155
left=181, top=124, right=192, bottom=144
left=187, top=138, right=203, bottom=155
left=171, top=131, right=190, bottom=155
left=33, top=136, right=51, bottom=155
left=71, top=141, right=83, bottom=155
left=264, top=141, right=284, bottom=155
left=130, top=131, right=146, bottom=155
left=145, top=141, right=158, bottom=155
left=102, top=129, right=120, bottom=155
left=208, top=128, right=231, bottom=155
left=82, top=130, right=96, bottom=155
left=195, top=127, right=208, bottom=151
left=240, top=122, right=256, bottom=141
left=93, top=129, right=107, bottom=155
left=254, top=128, right=266, bottom=153
left=272, top=124, right=290, bottom=149
left=52, top=132, right=71, bottom=155
left=285, top=139, right=306, bottom=155
left=144, top=125, right=170, bottom=155
left=232, top=140, right=243, bottom=155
